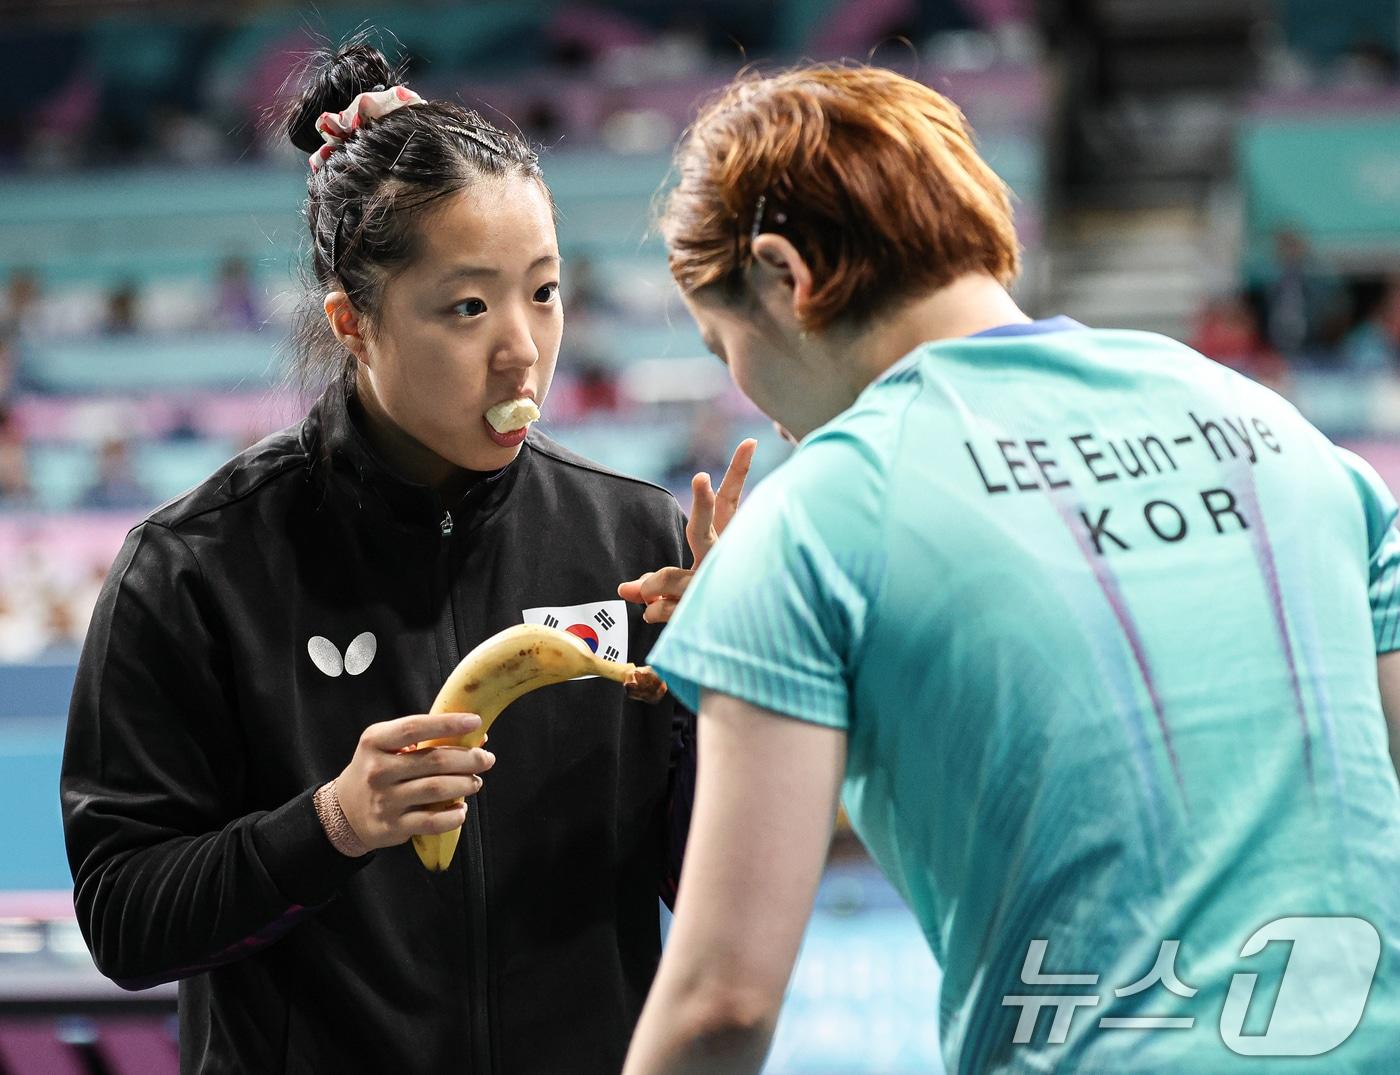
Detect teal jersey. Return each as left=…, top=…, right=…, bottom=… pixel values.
left=649, top=320, right=1400, bottom=1073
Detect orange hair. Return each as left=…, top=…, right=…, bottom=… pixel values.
left=659, top=64, right=1020, bottom=331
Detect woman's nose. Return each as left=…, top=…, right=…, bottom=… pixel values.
left=490, top=305, right=540, bottom=371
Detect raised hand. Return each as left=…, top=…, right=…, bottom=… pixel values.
left=618, top=438, right=757, bottom=624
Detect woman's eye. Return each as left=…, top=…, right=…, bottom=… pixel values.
left=534, top=283, right=559, bottom=304
left=453, top=298, right=487, bottom=318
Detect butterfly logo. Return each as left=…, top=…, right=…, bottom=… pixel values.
left=307, top=632, right=377, bottom=677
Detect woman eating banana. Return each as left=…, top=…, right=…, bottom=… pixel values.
left=620, top=64, right=1400, bottom=1074
left=59, top=39, right=743, bottom=1075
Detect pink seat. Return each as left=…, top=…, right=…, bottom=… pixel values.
left=0, top=1022, right=88, bottom=1075
left=96, top=1019, right=179, bottom=1075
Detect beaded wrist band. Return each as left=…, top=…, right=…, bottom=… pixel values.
left=313, top=780, right=370, bottom=858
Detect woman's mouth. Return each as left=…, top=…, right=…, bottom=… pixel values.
left=482, top=397, right=539, bottom=448
left=483, top=417, right=529, bottom=448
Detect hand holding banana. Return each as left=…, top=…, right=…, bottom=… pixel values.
left=408, top=623, right=656, bottom=871
left=618, top=438, right=757, bottom=624
left=333, top=712, right=497, bottom=852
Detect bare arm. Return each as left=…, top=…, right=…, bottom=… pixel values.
left=1378, top=651, right=1400, bottom=783
left=621, top=691, right=846, bottom=1075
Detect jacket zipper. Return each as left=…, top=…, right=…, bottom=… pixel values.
left=438, top=504, right=493, bottom=1074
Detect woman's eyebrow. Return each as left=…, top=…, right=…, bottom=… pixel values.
left=436, top=254, right=560, bottom=286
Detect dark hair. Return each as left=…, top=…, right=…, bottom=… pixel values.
left=284, top=38, right=547, bottom=390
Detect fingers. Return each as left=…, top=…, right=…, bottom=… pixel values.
left=617, top=575, right=650, bottom=604
left=636, top=566, right=691, bottom=603
left=404, top=803, right=469, bottom=835
left=687, top=437, right=758, bottom=564
left=621, top=569, right=692, bottom=611
left=390, top=745, right=496, bottom=783
left=398, top=773, right=486, bottom=809
left=364, top=712, right=480, bottom=753
left=642, top=597, right=680, bottom=624
left=686, top=472, right=717, bottom=562
left=714, top=439, right=757, bottom=532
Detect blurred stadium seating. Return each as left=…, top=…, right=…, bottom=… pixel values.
left=1, top=0, right=1397, bottom=1070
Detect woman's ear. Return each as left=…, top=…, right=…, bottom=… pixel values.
left=750, top=234, right=813, bottom=326
left=324, top=292, right=369, bottom=364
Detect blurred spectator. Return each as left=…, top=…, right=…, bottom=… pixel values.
left=1343, top=278, right=1400, bottom=373
left=0, top=578, right=89, bottom=663
left=0, top=332, right=18, bottom=403
left=0, top=587, right=41, bottom=663
left=565, top=254, right=618, bottom=318
left=1253, top=229, right=1349, bottom=361
left=521, top=99, right=566, bottom=146
left=0, top=447, right=35, bottom=508
left=0, top=407, right=35, bottom=510
left=663, top=407, right=735, bottom=498
left=575, top=359, right=621, bottom=414
left=36, top=588, right=84, bottom=661
left=102, top=281, right=141, bottom=335
left=1190, top=293, right=1289, bottom=390
left=216, top=256, right=262, bottom=331
left=165, top=405, right=201, bottom=442
left=153, top=104, right=227, bottom=167
left=1335, top=37, right=1400, bottom=89
left=1, top=269, right=46, bottom=339
left=79, top=437, right=151, bottom=510
left=74, top=560, right=110, bottom=627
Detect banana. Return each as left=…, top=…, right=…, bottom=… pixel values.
left=484, top=397, right=540, bottom=434
left=410, top=623, right=636, bottom=871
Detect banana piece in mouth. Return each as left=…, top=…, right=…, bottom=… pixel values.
left=485, top=397, right=540, bottom=434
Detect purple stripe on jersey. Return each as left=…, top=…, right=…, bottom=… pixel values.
left=1287, top=564, right=1348, bottom=839
left=1040, top=506, right=1172, bottom=853
left=1050, top=491, right=1188, bottom=807
left=1233, top=466, right=1316, bottom=789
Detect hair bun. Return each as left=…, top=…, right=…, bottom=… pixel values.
left=286, top=40, right=399, bottom=155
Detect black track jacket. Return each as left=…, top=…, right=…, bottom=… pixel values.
left=61, top=383, right=695, bottom=1074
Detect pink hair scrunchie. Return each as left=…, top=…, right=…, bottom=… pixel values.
left=308, top=85, right=424, bottom=173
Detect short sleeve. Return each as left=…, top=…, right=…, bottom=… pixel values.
left=648, top=431, right=886, bottom=729
left=1336, top=447, right=1400, bottom=653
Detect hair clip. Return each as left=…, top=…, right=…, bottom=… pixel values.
left=749, top=194, right=788, bottom=247
left=327, top=207, right=348, bottom=277
left=443, top=122, right=508, bottom=158
left=749, top=195, right=768, bottom=245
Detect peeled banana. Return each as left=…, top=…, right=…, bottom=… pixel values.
left=484, top=397, right=540, bottom=434
left=410, top=622, right=636, bottom=871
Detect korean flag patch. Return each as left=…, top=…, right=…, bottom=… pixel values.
left=521, top=599, right=629, bottom=678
